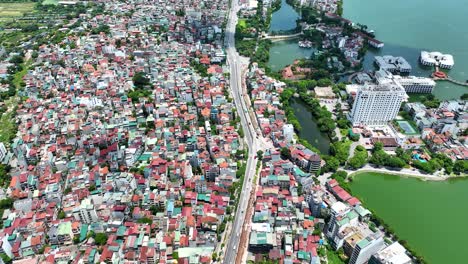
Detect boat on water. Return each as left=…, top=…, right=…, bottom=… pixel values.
left=298, top=40, right=313, bottom=48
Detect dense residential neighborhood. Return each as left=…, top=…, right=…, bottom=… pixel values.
left=0, top=0, right=245, bottom=263
left=0, top=0, right=465, bottom=263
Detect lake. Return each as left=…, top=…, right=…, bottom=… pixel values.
left=343, top=0, right=468, bottom=100
left=291, top=97, right=330, bottom=154
left=267, top=40, right=314, bottom=72
left=350, top=172, right=468, bottom=264
left=269, top=0, right=300, bottom=32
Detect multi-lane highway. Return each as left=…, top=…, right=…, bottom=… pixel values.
left=222, top=0, right=261, bottom=263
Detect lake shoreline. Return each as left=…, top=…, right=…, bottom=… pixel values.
left=349, top=172, right=468, bottom=263
left=348, top=167, right=468, bottom=182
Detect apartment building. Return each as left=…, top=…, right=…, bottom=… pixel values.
left=349, top=81, right=406, bottom=126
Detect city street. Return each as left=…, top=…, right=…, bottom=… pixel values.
left=222, top=0, right=262, bottom=263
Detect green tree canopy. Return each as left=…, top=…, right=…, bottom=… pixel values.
left=94, top=233, right=108, bottom=246
left=132, top=72, right=150, bottom=89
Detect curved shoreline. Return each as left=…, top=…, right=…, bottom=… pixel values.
left=346, top=167, right=463, bottom=182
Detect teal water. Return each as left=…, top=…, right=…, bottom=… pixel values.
left=267, top=40, right=314, bottom=72
left=343, top=0, right=468, bottom=100
left=269, top=0, right=300, bottom=32
left=268, top=1, right=325, bottom=153
left=268, top=0, right=314, bottom=71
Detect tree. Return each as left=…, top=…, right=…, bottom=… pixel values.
left=386, top=157, right=406, bottom=168
left=9, top=55, right=23, bottom=65
left=349, top=131, right=360, bottom=141
left=453, top=160, right=468, bottom=175
left=175, top=9, right=185, bottom=16
left=317, top=78, right=332, bottom=87
left=0, top=165, right=11, bottom=187
left=88, top=184, right=96, bottom=192
left=330, top=141, right=350, bottom=164
left=22, top=24, right=39, bottom=32
left=37, top=244, right=48, bottom=254
left=132, top=72, right=150, bottom=89
left=58, top=210, right=66, bottom=219
left=395, top=147, right=411, bottom=163
left=256, top=150, right=264, bottom=160
left=64, top=187, right=72, bottom=195
left=461, top=93, right=468, bottom=100
left=331, top=171, right=347, bottom=180
left=73, top=235, right=80, bottom=244
left=137, top=217, right=153, bottom=224
left=94, top=233, right=108, bottom=246
left=0, top=253, right=11, bottom=264
left=280, top=147, right=291, bottom=160
left=348, top=146, right=368, bottom=169
left=412, top=160, right=440, bottom=174
left=150, top=205, right=164, bottom=215
left=373, top=142, right=384, bottom=152
left=235, top=149, right=246, bottom=158
left=431, top=153, right=454, bottom=173
left=323, top=156, right=339, bottom=172
left=336, top=119, right=349, bottom=129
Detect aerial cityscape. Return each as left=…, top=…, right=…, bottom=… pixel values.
left=0, top=0, right=466, bottom=263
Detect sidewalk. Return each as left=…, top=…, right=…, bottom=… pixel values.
left=346, top=165, right=448, bottom=181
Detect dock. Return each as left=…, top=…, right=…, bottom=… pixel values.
left=433, top=76, right=468, bottom=87
left=431, top=66, right=468, bottom=87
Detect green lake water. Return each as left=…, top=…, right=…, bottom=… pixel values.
left=268, top=40, right=314, bottom=72
left=343, top=0, right=468, bottom=100
left=350, top=172, right=468, bottom=264
left=291, top=97, right=330, bottom=154
left=268, top=0, right=314, bottom=72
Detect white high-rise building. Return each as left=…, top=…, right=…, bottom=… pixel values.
left=73, top=198, right=98, bottom=224
left=348, top=234, right=385, bottom=264
left=283, top=124, right=294, bottom=143
left=349, top=81, right=407, bottom=126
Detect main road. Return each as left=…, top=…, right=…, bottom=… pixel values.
left=222, top=0, right=262, bottom=263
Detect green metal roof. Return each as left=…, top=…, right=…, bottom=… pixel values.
left=79, top=224, right=88, bottom=242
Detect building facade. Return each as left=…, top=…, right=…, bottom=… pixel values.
left=349, top=81, right=406, bottom=126
left=348, top=235, right=385, bottom=264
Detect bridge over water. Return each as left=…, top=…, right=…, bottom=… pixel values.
left=262, top=32, right=303, bottom=41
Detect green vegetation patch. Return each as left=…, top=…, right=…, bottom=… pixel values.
left=0, top=2, right=35, bottom=22
left=238, top=19, right=247, bottom=28
left=0, top=95, right=19, bottom=145
left=42, top=0, right=59, bottom=5
left=326, top=246, right=346, bottom=264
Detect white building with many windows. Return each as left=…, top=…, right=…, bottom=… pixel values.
left=393, top=75, right=436, bottom=93
left=349, top=81, right=407, bottom=126
left=73, top=198, right=98, bottom=224
left=375, top=69, right=436, bottom=93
